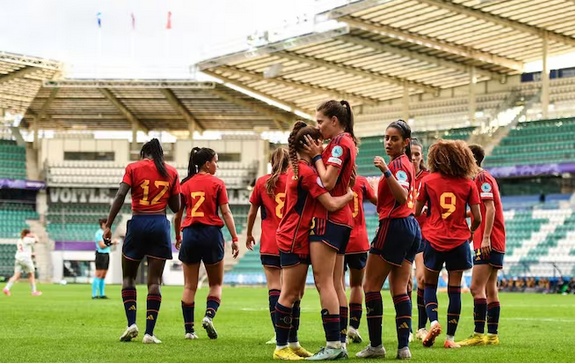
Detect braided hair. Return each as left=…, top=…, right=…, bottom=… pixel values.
left=182, top=147, right=216, bottom=184
left=265, top=148, right=289, bottom=196
left=386, top=119, right=412, bottom=160
left=140, top=138, right=168, bottom=178
left=317, top=99, right=357, bottom=145
left=287, top=121, right=323, bottom=179
left=427, top=140, right=479, bottom=179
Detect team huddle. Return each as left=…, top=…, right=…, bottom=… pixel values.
left=98, top=99, right=505, bottom=361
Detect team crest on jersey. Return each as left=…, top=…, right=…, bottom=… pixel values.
left=481, top=183, right=492, bottom=192
left=331, top=145, right=344, bottom=157
left=396, top=170, right=408, bottom=182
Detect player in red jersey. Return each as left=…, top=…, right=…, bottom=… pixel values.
left=415, top=140, right=482, bottom=349
left=357, top=120, right=421, bottom=360
left=272, top=122, right=353, bottom=361
left=408, top=138, right=430, bottom=341
left=174, top=147, right=239, bottom=341
left=345, top=171, right=377, bottom=344
left=457, top=145, right=505, bottom=347
left=303, top=100, right=357, bottom=354
left=245, top=147, right=290, bottom=344
left=103, top=139, right=181, bottom=344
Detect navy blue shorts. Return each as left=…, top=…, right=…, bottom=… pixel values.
left=280, top=251, right=311, bottom=267
left=123, top=215, right=172, bottom=261
left=344, top=252, right=367, bottom=271
left=424, top=240, right=473, bottom=272
left=473, top=249, right=504, bottom=269
left=179, top=224, right=224, bottom=265
left=417, top=238, right=426, bottom=254
left=261, top=254, right=281, bottom=269
left=309, top=218, right=351, bottom=255
left=370, top=216, right=421, bottom=266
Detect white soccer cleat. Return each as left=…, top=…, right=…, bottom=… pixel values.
left=347, top=327, right=363, bottom=343
left=119, top=324, right=139, bottom=342
left=142, top=334, right=162, bottom=344
left=185, top=332, right=198, bottom=340
left=356, top=344, right=386, bottom=358
left=396, top=347, right=412, bottom=360
left=202, top=316, right=218, bottom=339
left=415, top=328, right=428, bottom=341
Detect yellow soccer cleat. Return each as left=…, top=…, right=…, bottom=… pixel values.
left=457, top=333, right=486, bottom=347
left=273, top=347, right=304, bottom=360
left=290, top=346, right=313, bottom=358
left=484, top=334, right=500, bottom=345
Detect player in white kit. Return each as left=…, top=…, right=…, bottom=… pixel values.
left=3, top=229, right=42, bottom=296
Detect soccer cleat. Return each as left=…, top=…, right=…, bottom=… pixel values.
left=142, top=334, right=162, bottom=344
left=3, top=288, right=11, bottom=296
left=185, top=332, right=199, bottom=340
left=306, top=347, right=347, bottom=360
left=31, top=291, right=42, bottom=296
left=443, top=340, right=461, bottom=349
left=119, top=324, right=139, bottom=342
left=415, top=328, right=428, bottom=341
left=422, top=323, right=441, bottom=348
left=290, top=346, right=313, bottom=358
left=273, top=347, right=304, bottom=360
left=347, top=327, right=362, bottom=343
left=202, top=316, right=218, bottom=339
left=456, top=333, right=486, bottom=347
left=266, top=336, right=277, bottom=345
left=356, top=344, right=386, bottom=358
left=396, top=347, right=412, bottom=360
left=92, top=296, right=99, bottom=299
left=99, top=295, right=109, bottom=299
left=484, top=334, right=500, bottom=345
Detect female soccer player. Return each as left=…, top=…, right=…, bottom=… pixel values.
left=415, top=140, right=482, bottom=349
left=245, top=148, right=289, bottom=344
left=345, top=172, right=377, bottom=344
left=174, top=147, right=240, bottom=340
left=103, top=138, right=181, bottom=344
left=457, top=144, right=505, bottom=347
left=357, top=120, right=421, bottom=360
left=3, top=229, right=42, bottom=296
left=409, top=138, right=430, bottom=340
left=273, top=121, right=353, bottom=361
left=304, top=100, right=357, bottom=350
left=93, top=218, right=116, bottom=299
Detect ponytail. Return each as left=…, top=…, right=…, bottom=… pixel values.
left=288, top=121, right=307, bottom=179
left=340, top=100, right=358, bottom=145
left=140, top=138, right=168, bottom=178
left=182, top=147, right=216, bottom=184
left=265, top=148, right=289, bottom=195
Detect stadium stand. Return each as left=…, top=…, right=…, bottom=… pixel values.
left=0, top=203, right=38, bottom=239
left=0, top=139, right=27, bottom=180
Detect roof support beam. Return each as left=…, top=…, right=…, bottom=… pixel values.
left=208, top=86, right=296, bottom=130
left=339, top=35, right=510, bottom=79
left=417, top=0, right=575, bottom=47
left=0, top=67, right=39, bottom=86
left=99, top=88, right=149, bottom=133
left=341, top=16, right=524, bottom=72
left=216, top=66, right=379, bottom=105
left=202, top=69, right=314, bottom=117
left=32, top=87, right=58, bottom=149
left=160, top=88, right=205, bottom=133
left=277, top=50, right=439, bottom=94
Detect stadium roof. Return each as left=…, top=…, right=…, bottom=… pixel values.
left=195, top=0, right=575, bottom=112
left=0, top=51, right=62, bottom=114
left=22, top=79, right=299, bottom=133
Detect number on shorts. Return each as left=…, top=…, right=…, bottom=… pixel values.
left=191, top=192, right=206, bottom=217
left=275, top=192, right=286, bottom=218
left=440, top=192, right=456, bottom=219
left=139, top=180, right=170, bottom=206
left=352, top=192, right=359, bottom=218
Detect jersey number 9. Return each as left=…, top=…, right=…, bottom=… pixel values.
left=440, top=192, right=456, bottom=219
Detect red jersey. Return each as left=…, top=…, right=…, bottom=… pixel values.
left=122, top=159, right=180, bottom=212
left=347, top=175, right=376, bottom=253
left=410, top=169, right=430, bottom=236
left=180, top=173, right=229, bottom=228
left=249, top=173, right=288, bottom=256
left=417, top=173, right=480, bottom=251
left=473, top=170, right=506, bottom=253
left=321, top=133, right=356, bottom=227
left=377, top=154, right=414, bottom=220
left=277, top=161, right=327, bottom=255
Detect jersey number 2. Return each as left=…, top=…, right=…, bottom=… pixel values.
left=191, top=192, right=206, bottom=217
left=440, top=192, right=456, bottom=219
left=275, top=192, right=286, bottom=218
left=139, top=180, right=169, bottom=206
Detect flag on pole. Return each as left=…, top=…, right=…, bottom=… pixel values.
left=131, top=12, right=135, bottom=30
left=166, top=11, right=172, bottom=30
left=97, top=12, right=102, bottom=28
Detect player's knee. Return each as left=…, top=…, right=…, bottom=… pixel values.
left=122, top=277, right=135, bottom=288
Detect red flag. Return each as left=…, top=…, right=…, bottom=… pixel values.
left=166, top=11, right=172, bottom=30
left=131, top=12, right=135, bottom=30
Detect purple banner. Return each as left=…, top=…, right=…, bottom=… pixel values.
left=0, top=178, right=46, bottom=190
left=485, top=162, right=575, bottom=178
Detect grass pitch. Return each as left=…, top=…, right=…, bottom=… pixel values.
left=1, top=284, right=573, bottom=362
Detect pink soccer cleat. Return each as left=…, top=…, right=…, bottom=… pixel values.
left=3, top=288, right=11, bottom=296
left=31, top=291, right=42, bottom=296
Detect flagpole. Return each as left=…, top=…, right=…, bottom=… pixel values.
left=97, top=12, right=102, bottom=79
left=130, top=13, right=135, bottom=75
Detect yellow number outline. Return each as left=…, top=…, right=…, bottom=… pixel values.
left=275, top=192, right=286, bottom=218
left=440, top=192, right=456, bottom=219
left=191, top=192, right=206, bottom=217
